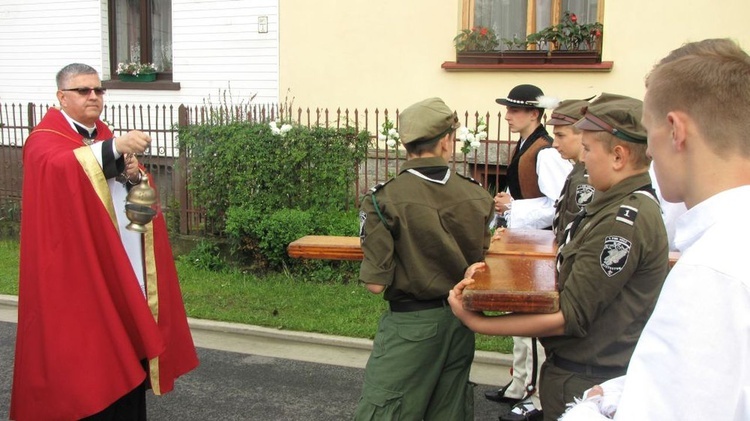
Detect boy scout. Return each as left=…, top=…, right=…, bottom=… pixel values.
left=548, top=98, right=595, bottom=245
left=354, top=97, right=494, bottom=420
left=448, top=93, right=669, bottom=421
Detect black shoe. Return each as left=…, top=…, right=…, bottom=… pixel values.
left=484, top=382, right=522, bottom=405
left=498, top=401, right=543, bottom=421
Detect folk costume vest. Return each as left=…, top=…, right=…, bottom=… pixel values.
left=505, top=124, right=553, bottom=199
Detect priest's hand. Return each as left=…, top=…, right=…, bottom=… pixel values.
left=124, top=154, right=142, bottom=184
left=115, top=130, right=151, bottom=155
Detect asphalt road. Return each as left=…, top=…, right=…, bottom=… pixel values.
left=0, top=316, right=515, bottom=420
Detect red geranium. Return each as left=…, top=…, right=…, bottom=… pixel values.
left=527, top=10, right=603, bottom=51
left=453, top=26, right=499, bottom=52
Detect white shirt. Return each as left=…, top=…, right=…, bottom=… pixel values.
left=560, top=186, right=750, bottom=421
left=649, top=164, right=687, bottom=251
left=508, top=147, right=572, bottom=229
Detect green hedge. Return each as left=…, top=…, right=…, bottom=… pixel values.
left=179, top=121, right=369, bottom=274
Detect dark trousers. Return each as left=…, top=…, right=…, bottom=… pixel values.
left=80, top=377, right=147, bottom=421
left=539, top=361, right=613, bottom=421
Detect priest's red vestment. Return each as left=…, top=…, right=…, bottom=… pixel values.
left=10, top=108, right=198, bottom=420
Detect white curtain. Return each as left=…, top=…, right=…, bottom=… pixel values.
left=474, top=0, right=527, bottom=50
left=474, top=0, right=599, bottom=49
left=562, top=0, right=598, bottom=23
left=152, top=0, right=173, bottom=72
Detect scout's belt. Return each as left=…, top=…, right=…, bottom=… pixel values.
left=389, top=297, right=449, bottom=312
left=549, top=354, right=627, bottom=378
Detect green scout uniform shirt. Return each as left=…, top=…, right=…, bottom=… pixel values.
left=553, top=162, right=595, bottom=245
left=542, top=171, right=669, bottom=369
left=358, top=156, right=494, bottom=303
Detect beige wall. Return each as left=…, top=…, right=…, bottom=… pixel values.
left=280, top=0, right=750, bottom=117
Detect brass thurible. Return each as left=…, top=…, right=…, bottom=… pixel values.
left=125, top=172, right=158, bottom=233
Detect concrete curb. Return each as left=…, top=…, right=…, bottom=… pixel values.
left=0, top=294, right=511, bottom=367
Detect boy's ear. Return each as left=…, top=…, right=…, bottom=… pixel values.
left=611, top=143, right=628, bottom=170
left=667, top=111, right=688, bottom=151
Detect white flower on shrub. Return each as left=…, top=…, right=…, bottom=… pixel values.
left=269, top=120, right=293, bottom=137
left=378, top=118, right=400, bottom=149
left=457, top=117, right=487, bottom=155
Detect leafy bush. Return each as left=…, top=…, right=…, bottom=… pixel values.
left=179, top=121, right=370, bottom=270
left=250, top=208, right=314, bottom=268
left=181, top=239, right=227, bottom=272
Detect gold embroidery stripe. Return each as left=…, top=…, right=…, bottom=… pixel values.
left=149, top=356, right=161, bottom=395
left=145, top=221, right=161, bottom=394
left=73, top=147, right=118, bottom=230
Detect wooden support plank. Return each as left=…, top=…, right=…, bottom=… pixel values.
left=287, top=235, right=363, bottom=260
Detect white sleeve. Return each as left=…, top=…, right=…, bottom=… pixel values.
left=507, top=148, right=572, bottom=229
left=558, top=376, right=625, bottom=421
left=537, top=148, right=573, bottom=200
left=507, top=197, right=554, bottom=229
left=612, top=263, right=750, bottom=420
left=89, top=142, right=105, bottom=168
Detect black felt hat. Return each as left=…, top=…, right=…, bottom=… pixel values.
left=495, top=84, right=545, bottom=108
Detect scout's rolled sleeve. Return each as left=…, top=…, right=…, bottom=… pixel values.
left=359, top=203, right=396, bottom=286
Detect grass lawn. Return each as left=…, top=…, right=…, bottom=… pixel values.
left=0, top=239, right=512, bottom=353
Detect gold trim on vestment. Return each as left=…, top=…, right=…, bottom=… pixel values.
left=73, top=147, right=118, bottom=231
left=71, top=135, right=164, bottom=394
left=145, top=220, right=161, bottom=394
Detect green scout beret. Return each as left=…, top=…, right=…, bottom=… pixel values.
left=398, top=97, right=460, bottom=145
left=546, top=99, right=590, bottom=126
left=574, top=93, right=647, bottom=143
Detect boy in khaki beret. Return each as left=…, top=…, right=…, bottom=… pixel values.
left=449, top=93, right=669, bottom=421
left=547, top=98, right=596, bottom=245
left=354, top=97, right=494, bottom=420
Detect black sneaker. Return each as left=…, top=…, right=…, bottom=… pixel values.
left=498, top=400, right=543, bottom=421
left=484, top=382, right=522, bottom=405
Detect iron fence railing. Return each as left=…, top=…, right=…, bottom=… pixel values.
left=0, top=102, right=518, bottom=235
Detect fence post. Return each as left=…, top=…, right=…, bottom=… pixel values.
left=177, top=105, right=189, bottom=235
left=27, top=102, right=36, bottom=131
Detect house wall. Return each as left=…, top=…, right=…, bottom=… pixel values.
left=0, top=0, right=280, bottom=107
left=279, top=0, right=750, bottom=115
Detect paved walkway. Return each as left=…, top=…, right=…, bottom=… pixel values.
left=0, top=295, right=514, bottom=420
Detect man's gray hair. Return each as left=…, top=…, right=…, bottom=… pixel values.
left=56, top=63, right=98, bottom=89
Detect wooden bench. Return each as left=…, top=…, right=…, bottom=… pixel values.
left=288, top=230, right=680, bottom=314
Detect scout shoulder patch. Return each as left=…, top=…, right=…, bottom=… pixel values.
left=615, top=205, right=638, bottom=226
left=359, top=210, right=367, bottom=244
left=368, top=180, right=387, bottom=193
left=366, top=180, right=393, bottom=232
left=600, top=235, right=631, bottom=277
left=576, top=184, right=595, bottom=207
left=456, top=172, right=482, bottom=186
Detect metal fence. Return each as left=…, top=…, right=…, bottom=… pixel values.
left=0, top=101, right=517, bottom=235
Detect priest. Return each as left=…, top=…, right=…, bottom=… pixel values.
left=10, top=63, right=198, bottom=420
